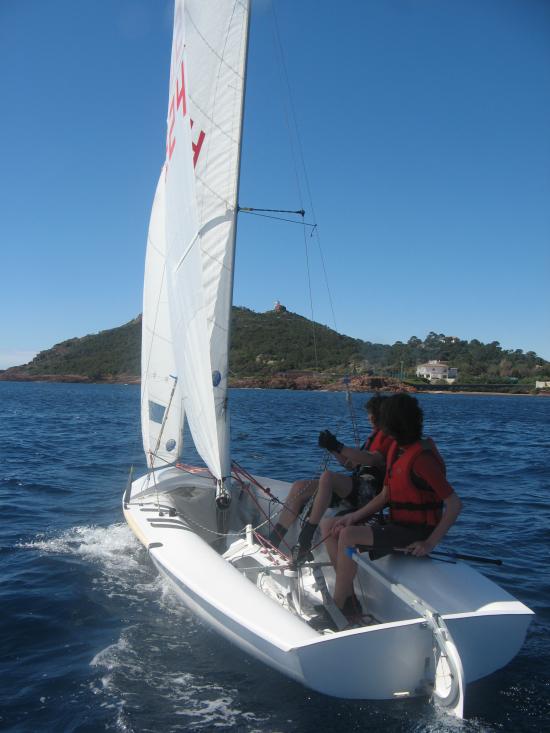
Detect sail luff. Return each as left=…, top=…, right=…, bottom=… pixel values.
left=216, top=0, right=252, bottom=482
left=162, top=0, right=223, bottom=480
left=182, top=0, right=250, bottom=481
left=151, top=0, right=250, bottom=481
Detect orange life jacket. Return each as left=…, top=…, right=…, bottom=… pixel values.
left=385, top=438, right=446, bottom=527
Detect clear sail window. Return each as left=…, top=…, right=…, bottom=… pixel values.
left=148, top=401, right=166, bottom=424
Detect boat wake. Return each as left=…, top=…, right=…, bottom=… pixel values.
left=17, top=522, right=139, bottom=560
left=90, top=626, right=271, bottom=732
left=16, top=523, right=190, bottom=608
left=17, top=523, right=275, bottom=730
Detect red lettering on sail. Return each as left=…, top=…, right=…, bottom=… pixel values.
left=167, top=98, right=176, bottom=160
left=176, top=61, right=187, bottom=116
left=190, top=118, right=205, bottom=168
left=167, top=61, right=187, bottom=161
left=192, top=130, right=205, bottom=168
left=166, top=108, right=206, bottom=167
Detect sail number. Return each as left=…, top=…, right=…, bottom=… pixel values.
left=167, top=61, right=205, bottom=168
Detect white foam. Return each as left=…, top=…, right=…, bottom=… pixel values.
left=17, top=523, right=161, bottom=603
left=23, top=524, right=268, bottom=730
left=18, top=523, right=140, bottom=563
left=90, top=626, right=269, bottom=731
left=420, top=706, right=495, bottom=732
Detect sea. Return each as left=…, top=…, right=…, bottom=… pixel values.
left=1, top=381, right=549, bottom=733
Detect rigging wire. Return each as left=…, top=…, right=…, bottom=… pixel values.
left=343, top=377, right=361, bottom=448
left=270, top=2, right=368, bottom=451
left=302, top=217, right=319, bottom=368
left=239, top=209, right=317, bottom=228
left=270, top=1, right=339, bottom=335
left=239, top=206, right=305, bottom=216
left=269, top=0, right=319, bottom=370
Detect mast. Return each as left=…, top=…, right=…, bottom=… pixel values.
left=217, top=0, right=253, bottom=506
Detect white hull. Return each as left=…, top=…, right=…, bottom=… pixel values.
left=123, top=467, right=533, bottom=703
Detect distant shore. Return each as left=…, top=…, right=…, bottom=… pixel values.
left=0, top=371, right=546, bottom=396
left=0, top=373, right=140, bottom=385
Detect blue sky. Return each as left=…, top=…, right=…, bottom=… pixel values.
left=1, top=0, right=549, bottom=370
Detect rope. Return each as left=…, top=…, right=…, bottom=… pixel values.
left=231, top=461, right=329, bottom=554
left=343, top=377, right=361, bottom=448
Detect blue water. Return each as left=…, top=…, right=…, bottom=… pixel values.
left=1, top=382, right=549, bottom=732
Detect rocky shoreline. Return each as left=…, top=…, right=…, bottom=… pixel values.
left=0, top=372, right=140, bottom=385
left=1, top=370, right=543, bottom=395
left=0, top=371, right=404, bottom=391
left=228, top=374, right=413, bottom=392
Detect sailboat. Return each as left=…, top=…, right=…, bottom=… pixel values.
left=123, top=0, right=533, bottom=718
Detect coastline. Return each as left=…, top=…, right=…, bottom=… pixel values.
left=0, top=372, right=546, bottom=396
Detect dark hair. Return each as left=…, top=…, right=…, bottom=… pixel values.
left=364, top=394, right=387, bottom=425
left=379, top=393, right=423, bottom=445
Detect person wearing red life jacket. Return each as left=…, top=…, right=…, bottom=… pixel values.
left=269, top=394, right=393, bottom=561
left=330, top=392, right=462, bottom=621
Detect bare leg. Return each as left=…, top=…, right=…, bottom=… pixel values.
left=292, top=472, right=355, bottom=563
left=275, top=478, right=318, bottom=530
left=321, top=516, right=339, bottom=568
left=333, top=525, right=374, bottom=608
left=307, top=471, right=353, bottom=525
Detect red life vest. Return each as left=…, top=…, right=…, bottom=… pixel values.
left=355, top=429, right=392, bottom=491
left=386, top=438, right=446, bottom=528
left=362, top=430, right=378, bottom=452
left=362, top=429, right=393, bottom=455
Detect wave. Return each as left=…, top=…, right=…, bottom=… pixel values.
left=89, top=626, right=271, bottom=732
left=0, top=477, right=72, bottom=495
left=17, top=522, right=139, bottom=560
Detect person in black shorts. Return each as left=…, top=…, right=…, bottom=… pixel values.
left=329, top=393, right=463, bottom=620
left=268, top=395, right=392, bottom=561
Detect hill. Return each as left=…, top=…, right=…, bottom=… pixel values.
left=1, top=307, right=549, bottom=388
left=0, top=317, right=142, bottom=383
left=230, top=307, right=365, bottom=375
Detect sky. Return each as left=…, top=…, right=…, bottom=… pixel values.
left=1, top=0, right=549, bottom=370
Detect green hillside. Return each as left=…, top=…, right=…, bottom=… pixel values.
left=5, top=317, right=141, bottom=381
left=230, top=307, right=365, bottom=375
left=1, top=307, right=549, bottom=386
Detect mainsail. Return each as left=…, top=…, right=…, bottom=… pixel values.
left=142, top=0, right=250, bottom=482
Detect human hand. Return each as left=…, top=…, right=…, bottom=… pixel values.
left=405, top=540, right=434, bottom=558
left=331, top=513, right=355, bottom=536
left=318, top=429, right=344, bottom=453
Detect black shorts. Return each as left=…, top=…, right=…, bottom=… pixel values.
left=359, top=522, right=433, bottom=560
left=347, top=473, right=377, bottom=508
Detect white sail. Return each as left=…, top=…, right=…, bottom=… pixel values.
left=141, top=173, right=183, bottom=466
left=161, top=0, right=250, bottom=481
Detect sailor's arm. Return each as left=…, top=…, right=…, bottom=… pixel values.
left=333, top=486, right=388, bottom=532
left=407, top=492, right=463, bottom=557
left=318, top=430, right=384, bottom=469
left=337, top=445, right=384, bottom=470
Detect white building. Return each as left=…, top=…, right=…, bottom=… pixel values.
left=416, top=360, right=458, bottom=383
